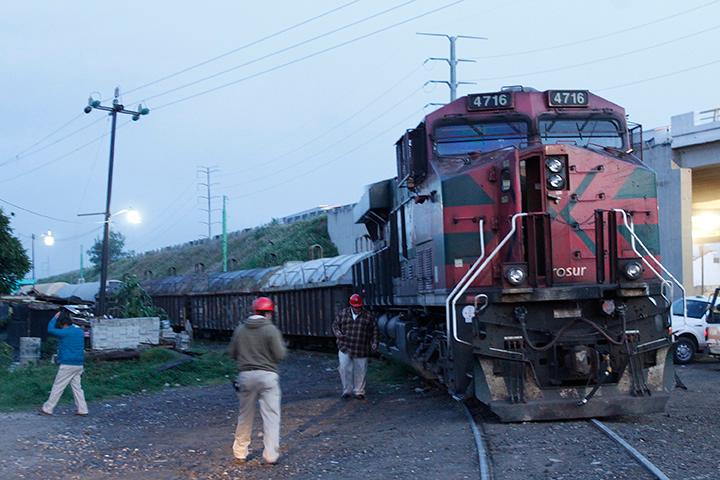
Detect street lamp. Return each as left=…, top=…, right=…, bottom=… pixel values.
left=77, top=207, right=142, bottom=315
left=30, top=231, right=55, bottom=281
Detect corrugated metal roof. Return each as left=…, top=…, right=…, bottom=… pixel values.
left=143, top=268, right=278, bottom=296
left=263, top=252, right=371, bottom=290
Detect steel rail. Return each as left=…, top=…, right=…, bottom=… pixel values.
left=589, top=419, right=670, bottom=480
left=459, top=402, right=493, bottom=480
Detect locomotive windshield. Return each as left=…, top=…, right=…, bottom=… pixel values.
left=434, top=120, right=529, bottom=156
left=539, top=117, right=623, bottom=148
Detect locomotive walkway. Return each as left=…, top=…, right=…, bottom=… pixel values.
left=0, top=350, right=478, bottom=480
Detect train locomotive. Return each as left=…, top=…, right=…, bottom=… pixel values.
left=353, top=87, right=678, bottom=421
left=145, top=87, right=680, bottom=422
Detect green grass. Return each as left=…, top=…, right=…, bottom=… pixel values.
left=41, top=216, right=338, bottom=283
left=366, top=358, right=417, bottom=385
left=0, top=347, right=237, bottom=411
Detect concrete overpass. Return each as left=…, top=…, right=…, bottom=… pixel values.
left=643, top=108, right=720, bottom=296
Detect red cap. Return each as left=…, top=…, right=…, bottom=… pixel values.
left=252, top=296, right=274, bottom=313
left=349, top=294, right=363, bottom=308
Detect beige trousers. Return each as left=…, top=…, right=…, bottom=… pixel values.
left=338, top=351, right=368, bottom=396
left=42, top=365, right=88, bottom=415
left=232, top=370, right=281, bottom=463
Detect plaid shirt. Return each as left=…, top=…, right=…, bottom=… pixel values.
left=332, top=307, right=378, bottom=358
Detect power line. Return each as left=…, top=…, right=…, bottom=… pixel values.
left=474, top=0, right=720, bottom=59
left=0, top=113, right=84, bottom=167
left=596, top=57, right=720, bottom=91
left=0, top=196, right=83, bottom=224
left=222, top=63, right=425, bottom=178
left=122, top=0, right=363, bottom=97
left=135, top=0, right=420, bottom=105
left=225, top=85, right=424, bottom=189
left=231, top=107, right=424, bottom=200
left=0, top=116, right=106, bottom=168
left=0, top=119, right=131, bottom=184
left=153, top=0, right=464, bottom=111
left=472, top=23, right=720, bottom=81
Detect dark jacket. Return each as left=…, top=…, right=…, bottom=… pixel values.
left=332, top=307, right=378, bottom=358
left=229, top=315, right=287, bottom=373
left=47, top=316, right=85, bottom=366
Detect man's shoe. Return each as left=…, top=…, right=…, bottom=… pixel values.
left=354, top=394, right=366, bottom=400
left=38, top=408, right=52, bottom=416
left=341, top=393, right=352, bottom=400
left=75, top=412, right=88, bottom=417
left=233, top=458, right=247, bottom=465
left=262, top=458, right=280, bottom=467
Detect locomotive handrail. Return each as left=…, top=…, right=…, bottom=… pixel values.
left=612, top=208, right=687, bottom=321
left=445, top=218, right=487, bottom=346
left=448, top=213, right=528, bottom=347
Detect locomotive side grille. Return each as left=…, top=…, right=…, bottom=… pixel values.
left=417, top=246, right=433, bottom=292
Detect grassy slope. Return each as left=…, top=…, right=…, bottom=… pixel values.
left=41, top=216, right=338, bottom=283
left=0, top=347, right=237, bottom=411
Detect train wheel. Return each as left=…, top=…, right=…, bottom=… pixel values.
left=673, top=337, right=696, bottom=365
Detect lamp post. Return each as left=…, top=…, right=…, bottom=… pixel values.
left=78, top=208, right=142, bottom=315
left=30, top=231, right=54, bottom=282
left=83, top=87, right=148, bottom=316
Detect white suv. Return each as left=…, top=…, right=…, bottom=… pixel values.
left=671, top=290, right=719, bottom=364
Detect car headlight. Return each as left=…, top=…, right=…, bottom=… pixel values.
left=547, top=174, right=565, bottom=189
left=505, top=266, right=526, bottom=286
left=545, top=157, right=564, bottom=173
left=623, top=261, right=642, bottom=280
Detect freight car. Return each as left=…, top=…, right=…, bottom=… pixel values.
left=143, top=253, right=370, bottom=341
left=353, top=87, right=683, bottom=421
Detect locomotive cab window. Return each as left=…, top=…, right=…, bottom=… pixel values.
left=433, top=120, right=529, bottom=157
left=539, top=117, right=623, bottom=149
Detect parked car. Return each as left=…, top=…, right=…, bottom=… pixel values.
left=671, top=288, right=720, bottom=364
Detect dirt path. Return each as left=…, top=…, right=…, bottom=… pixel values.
left=1, top=351, right=478, bottom=480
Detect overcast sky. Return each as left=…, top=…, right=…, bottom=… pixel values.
left=2, top=0, right=719, bottom=278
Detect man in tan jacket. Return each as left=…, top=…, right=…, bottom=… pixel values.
left=229, top=296, right=286, bottom=465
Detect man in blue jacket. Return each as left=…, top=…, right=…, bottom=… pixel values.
left=40, top=310, right=88, bottom=416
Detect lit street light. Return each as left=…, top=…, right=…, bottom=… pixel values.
left=42, top=230, right=55, bottom=246
left=30, top=231, right=54, bottom=281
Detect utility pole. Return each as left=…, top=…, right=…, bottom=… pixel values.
left=418, top=32, right=486, bottom=102
left=197, top=166, right=220, bottom=239
left=31, top=234, right=36, bottom=282
left=83, top=87, right=149, bottom=316
left=79, top=244, right=85, bottom=283
left=222, top=195, right=228, bottom=272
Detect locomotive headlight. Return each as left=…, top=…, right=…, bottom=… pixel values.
left=545, top=157, right=564, bottom=173
left=547, top=174, right=565, bottom=190
left=505, top=266, right=526, bottom=286
left=623, top=261, right=643, bottom=280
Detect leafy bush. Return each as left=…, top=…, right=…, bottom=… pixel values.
left=0, top=342, right=13, bottom=369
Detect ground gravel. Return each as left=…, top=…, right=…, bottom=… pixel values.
left=0, top=350, right=478, bottom=479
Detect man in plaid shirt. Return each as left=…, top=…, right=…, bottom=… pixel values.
left=332, top=294, right=378, bottom=400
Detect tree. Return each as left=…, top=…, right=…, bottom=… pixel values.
left=0, top=208, right=31, bottom=294
left=87, top=230, right=131, bottom=271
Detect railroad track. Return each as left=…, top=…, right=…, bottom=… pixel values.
left=460, top=402, right=670, bottom=480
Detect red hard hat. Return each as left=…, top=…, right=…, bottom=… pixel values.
left=252, top=296, right=274, bottom=313
left=349, top=294, right=363, bottom=308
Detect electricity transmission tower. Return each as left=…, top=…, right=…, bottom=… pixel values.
left=418, top=32, right=486, bottom=102
left=197, top=166, right=221, bottom=239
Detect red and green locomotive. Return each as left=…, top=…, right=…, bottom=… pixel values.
left=354, top=87, right=678, bottom=421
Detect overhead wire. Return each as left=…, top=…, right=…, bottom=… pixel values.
left=473, top=23, right=720, bottom=81
left=225, top=85, right=424, bottom=189
left=0, top=116, right=106, bottom=169
left=222, top=63, right=425, bottom=178
left=0, top=119, right=131, bottom=184
left=152, top=0, right=465, bottom=111
left=132, top=0, right=419, bottom=105
left=121, top=0, right=364, bottom=97
left=0, top=196, right=83, bottom=224
left=230, top=107, right=424, bottom=200
left=596, top=57, right=720, bottom=91
left=474, top=0, right=720, bottom=59
left=0, top=113, right=84, bottom=167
